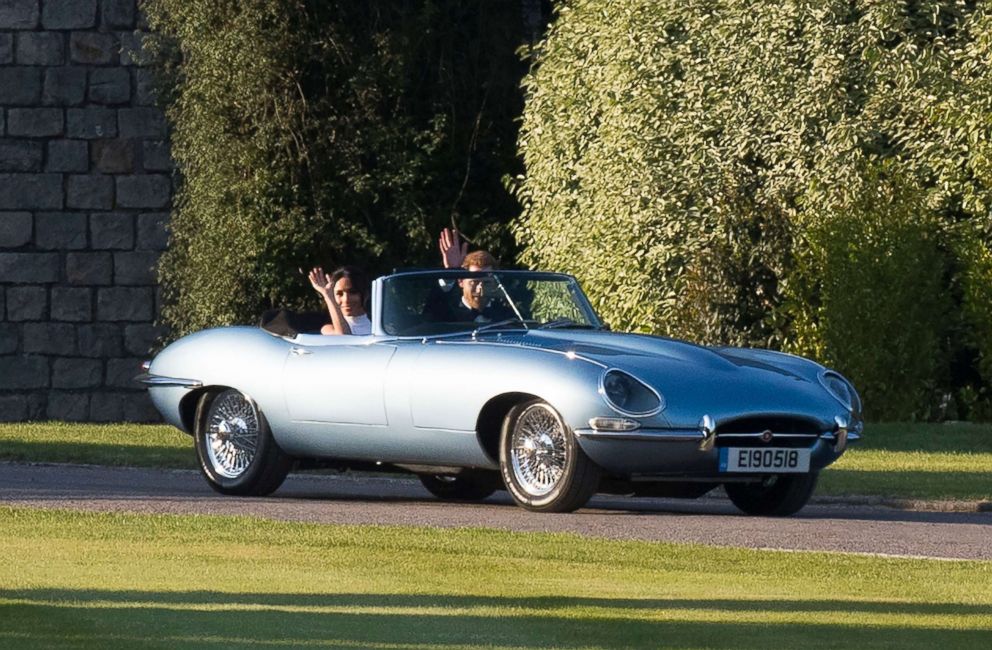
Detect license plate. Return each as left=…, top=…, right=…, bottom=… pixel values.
left=719, top=447, right=811, bottom=473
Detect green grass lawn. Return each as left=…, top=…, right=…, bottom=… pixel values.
left=818, top=422, right=992, bottom=501
left=1, top=421, right=989, bottom=502
left=0, top=506, right=989, bottom=649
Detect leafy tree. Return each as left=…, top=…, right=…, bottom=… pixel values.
left=146, top=0, right=529, bottom=337
left=515, top=0, right=992, bottom=419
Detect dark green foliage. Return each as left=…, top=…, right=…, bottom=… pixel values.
left=146, top=0, right=527, bottom=337
left=516, top=0, right=992, bottom=420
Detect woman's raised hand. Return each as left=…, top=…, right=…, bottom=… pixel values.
left=308, top=267, right=332, bottom=297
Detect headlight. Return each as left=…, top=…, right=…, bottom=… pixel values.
left=599, top=369, right=663, bottom=415
left=820, top=371, right=862, bottom=417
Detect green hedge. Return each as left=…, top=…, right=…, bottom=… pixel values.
left=515, top=0, right=992, bottom=420
left=146, top=0, right=528, bottom=337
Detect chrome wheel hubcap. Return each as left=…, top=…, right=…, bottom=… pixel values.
left=205, top=390, right=259, bottom=478
left=510, top=403, right=568, bottom=496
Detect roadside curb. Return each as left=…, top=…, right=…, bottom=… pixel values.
left=809, top=493, right=992, bottom=513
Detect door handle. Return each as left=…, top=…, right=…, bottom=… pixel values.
left=290, top=347, right=311, bottom=356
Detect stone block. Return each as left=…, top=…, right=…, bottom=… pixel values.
left=97, top=286, right=152, bottom=321
left=0, top=323, right=17, bottom=353
left=67, top=108, right=117, bottom=139
left=67, top=174, right=114, bottom=209
left=0, top=0, right=38, bottom=29
left=136, top=211, right=168, bottom=250
left=70, top=32, right=115, bottom=64
left=0, top=139, right=42, bottom=172
left=91, top=138, right=134, bottom=173
left=5, top=285, right=46, bottom=321
left=0, top=174, right=62, bottom=209
left=118, top=108, right=165, bottom=138
left=89, top=67, right=130, bottom=105
left=52, top=358, right=102, bottom=388
left=23, top=323, right=76, bottom=355
left=0, top=394, right=28, bottom=421
left=0, top=33, right=11, bottom=63
left=43, top=0, right=97, bottom=29
left=36, top=211, right=88, bottom=249
left=0, top=211, right=33, bottom=246
left=77, top=323, right=121, bottom=357
left=114, top=250, right=157, bottom=285
left=90, top=391, right=124, bottom=422
left=47, top=139, right=89, bottom=172
left=43, top=66, right=87, bottom=106
left=90, top=211, right=133, bottom=249
left=47, top=391, right=90, bottom=421
left=142, top=140, right=170, bottom=171
left=7, top=108, right=63, bottom=137
left=116, top=174, right=169, bottom=208
left=124, top=392, right=160, bottom=422
left=0, top=67, right=41, bottom=105
left=66, top=251, right=112, bottom=285
left=15, top=32, right=64, bottom=65
left=119, top=30, right=148, bottom=66
left=134, top=68, right=156, bottom=105
left=102, top=0, right=135, bottom=29
left=51, top=286, right=91, bottom=321
left=0, top=355, right=49, bottom=389
left=106, top=356, right=144, bottom=388
left=0, top=252, right=59, bottom=282
left=124, top=323, right=164, bottom=355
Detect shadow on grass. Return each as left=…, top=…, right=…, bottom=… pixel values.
left=0, top=589, right=989, bottom=649
left=819, top=469, right=992, bottom=502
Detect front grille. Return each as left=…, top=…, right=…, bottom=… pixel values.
left=715, top=416, right=821, bottom=449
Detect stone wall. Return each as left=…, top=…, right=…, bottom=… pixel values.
left=0, top=0, right=170, bottom=422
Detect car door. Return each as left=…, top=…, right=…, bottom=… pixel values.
left=282, top=335, right=396, bottom=425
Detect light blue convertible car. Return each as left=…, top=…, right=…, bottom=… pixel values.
left=140, top=269, right=862, bottom=515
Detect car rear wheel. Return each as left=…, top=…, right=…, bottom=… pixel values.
left=499, top=399, right=601, bottom=512
left=418, top=473, right=497, bottom=501
left=194, top=388, right=292, bottom=496
left=724, top=472, right=819, bottom=516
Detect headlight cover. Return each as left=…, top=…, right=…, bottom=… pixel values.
left=820, top=371, right=862, bottom=417
left=599, top=369, right=663, bottom=416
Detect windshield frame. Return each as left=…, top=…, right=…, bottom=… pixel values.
left=370, top=269, right=603, bottom=339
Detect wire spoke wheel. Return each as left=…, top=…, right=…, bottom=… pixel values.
left=510, top=403, right=568, bottom=496
left=500, top=398, right=600, bottom=512
left=194, top=388, right=292, bottom=496
left=204, top=390, right=260, bottom=478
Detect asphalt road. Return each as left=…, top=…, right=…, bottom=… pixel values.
left=1, top=462, right=989, bottom=561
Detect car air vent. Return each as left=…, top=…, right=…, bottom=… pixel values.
left=492, top=335, right=543, bottom=348
left=715, top=416, right=821, bottom=449
left=719, top=417, right=821, bottom=435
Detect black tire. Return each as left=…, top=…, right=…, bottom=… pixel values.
left=418, top=473, right=497, bottom=501
left=724, top=472, right=819, bottom=516
left=194, top=388, right=293, bottom=496
left=499, top=399, right=601, bottom=512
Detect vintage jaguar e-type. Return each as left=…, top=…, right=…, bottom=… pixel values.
left=139, top=269, right=862, bottom=515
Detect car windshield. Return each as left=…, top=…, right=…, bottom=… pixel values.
left=380, top=271, right=602, bottom=337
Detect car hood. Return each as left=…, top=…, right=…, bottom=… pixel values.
left=476, top=329, right=843, bottom=428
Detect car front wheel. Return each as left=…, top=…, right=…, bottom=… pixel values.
left=194, top=388, right=292, bottom=496
left=724, top=472, right=819, bottom=516
left=499, top=399, right=601, bottom=512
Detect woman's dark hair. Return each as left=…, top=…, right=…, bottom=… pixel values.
left=328, top=265, right=370, bottom=302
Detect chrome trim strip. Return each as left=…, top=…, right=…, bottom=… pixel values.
left=718, top=432, right=819, bottom=438
left=135, top=373, right=203, bottom=388
left=820, top=431, right=862, bottom=442
left=574, top=428, right=703, bottom=442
